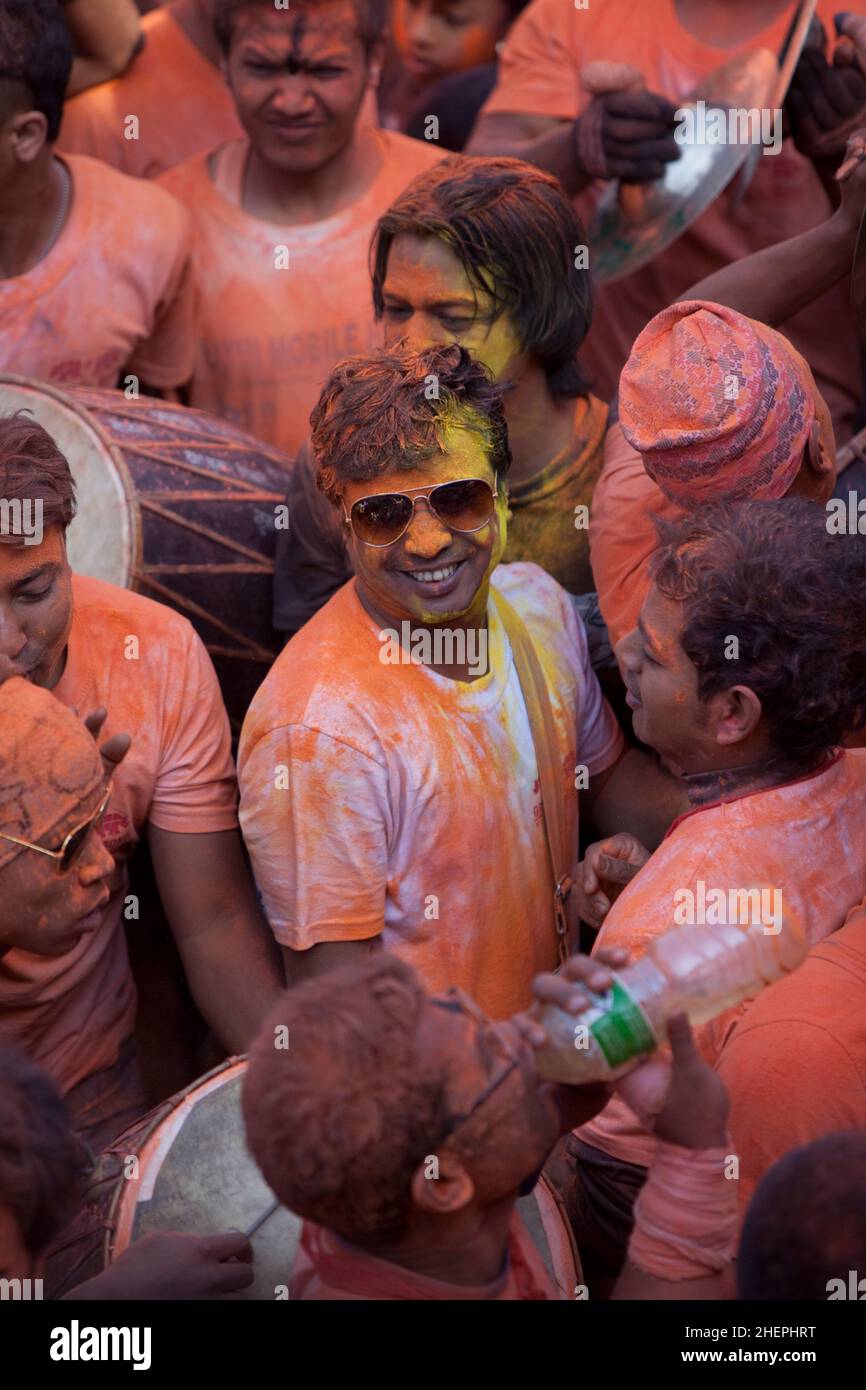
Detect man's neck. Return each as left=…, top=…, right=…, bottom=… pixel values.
left=169, top=0, right=223, bottom=67
left=683, top=749, right=827, bottom=808
left=357, top=584, right=491, bottom=683
left=354, top=1199, right=515, bottom=1289
left=503, top=367, right=576, bottom=488
left=674, top=0, right=792, bottom=48
left=242, top=125, right=381, bottom=225
left=0, top=156, right=66, bottom=281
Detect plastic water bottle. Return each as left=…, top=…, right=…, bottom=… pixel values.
left=534, top=919, right=808, bottom=1084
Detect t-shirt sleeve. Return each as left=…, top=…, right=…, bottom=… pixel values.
left=126, top=199, right=197, bottom=389
left=590, top=423, right=658, bottom=653
left=482, top=0, right=584, bottom=121
left=572, top=598, right=625, bottom=777
left=716, top=1019, right=866, bottom=1218
left=272, top=439, right=353, bottom=633
left=147, top=623, right=238, bottom=833
left=238, top=724, right=388, bottom=948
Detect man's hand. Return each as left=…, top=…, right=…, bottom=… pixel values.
left=574, top=88, right=681, bottom=183
left=578, top=833, right=650, bottom=928
left=519, top=953, right=729, bottom=1145
left=787, top=28, right=866, bottom=160
left=615, top=1012, right=730, bottom=1149
left=65, top=1230, right=255, bottom=1301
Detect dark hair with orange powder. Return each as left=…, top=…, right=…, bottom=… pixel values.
left=0, top=413, right=77, bottom=542
left=371, top=155, right=593, bottom=401
left=311, top=342, right=511, bottom=505
left=738, top=1132, right=866, bottom=1300
left=242, top=957, right=452, bottom=1244
left=651, top=498, right=866, bottom=770
left=0, top=0, right=73, bottom=145
left=0, top=1047, right=90, bottom=1260
left=213, top=0, right=388, bottom=54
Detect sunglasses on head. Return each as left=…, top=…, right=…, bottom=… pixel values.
left=0, top=782, right=112, bottom=875
left=342, top=477, right=498, bottom=548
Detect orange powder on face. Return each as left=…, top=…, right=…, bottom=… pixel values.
left=0, top=677, right=103, bottom=864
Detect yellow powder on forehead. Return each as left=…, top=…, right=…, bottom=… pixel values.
left=0, top=677, right=103, bottom=866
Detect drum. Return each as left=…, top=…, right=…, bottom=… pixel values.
left=45, top=1057, right=582, bottom=1301
left=0, top=377, right=291, bottom=733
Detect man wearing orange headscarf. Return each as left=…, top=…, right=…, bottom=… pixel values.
left=589, top=300, right=837, bottom=655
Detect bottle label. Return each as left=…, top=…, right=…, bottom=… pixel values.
left=590, top=979, right=657, bottom=1068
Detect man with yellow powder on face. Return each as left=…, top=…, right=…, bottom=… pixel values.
left=239, top=344, right=686, bottom=1017
left=274, top=154, right=606, bottom=645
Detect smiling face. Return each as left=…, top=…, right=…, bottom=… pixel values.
left=0, top=775, right=115, bottom=958
left=342, top=426, right=508, bottom=628
left=0, top=527, right=72, bottom=689
left=395, top=0, right=510, bottom=87
left=380, top=234, right=526, bottom=385
left=223, top=2, right=377, bottom=174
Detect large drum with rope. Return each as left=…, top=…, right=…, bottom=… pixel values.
left=0, top=377, right=291, bottom=733
left=44, top=1058, right=582, bottom=1300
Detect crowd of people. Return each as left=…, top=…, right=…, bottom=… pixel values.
left=2, top=0, right=866, bottom=1304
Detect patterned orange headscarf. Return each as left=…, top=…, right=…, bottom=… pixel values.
left=619, top=300, right=831, bottom=506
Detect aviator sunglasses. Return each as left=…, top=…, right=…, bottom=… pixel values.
left=342, top=477, right=498, bottom=548
left=0, top=782, right=112, bottom=875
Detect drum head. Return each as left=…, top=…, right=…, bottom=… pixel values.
left=115, top=1061, right=301, bottom=1301
left=0, top=376, right=135, bottom=586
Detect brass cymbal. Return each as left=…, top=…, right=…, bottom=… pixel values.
left=590, top=48, right=779, bottom=284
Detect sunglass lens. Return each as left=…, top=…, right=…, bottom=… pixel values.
left=351, top=493, right=413, bottom=545
left=60, top=823, right=92, bottom=874
left=431, top=479, right=494, bottom=531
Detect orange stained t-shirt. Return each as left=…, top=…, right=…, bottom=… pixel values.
left=58, top=5, right=243, bottom=181
left=705, top=902, right=866, bottom=1227
left=588, top=420, right=681, bottom=653
left=578, top=750, right=866, bottom=1170
left=0, top=575, right=238, bottom=1096
left=290, top=1211, right=564, bottom=1300
left=158, top=130, right=442, bottom=457
left=238, top=562, right=625, bottom=1019
left=481, top=0, right=863, bottom=440
left=0, top=154, right=195, bottom=391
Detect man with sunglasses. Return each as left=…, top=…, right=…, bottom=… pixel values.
left=239, top=343, right=686, bottom=1017
left=0, top=412, right=284, bottom=1148
left=242, top=953, right=735, bottom=1299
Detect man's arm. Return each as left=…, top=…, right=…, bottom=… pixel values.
left=680, top=141, right=866, bottom=325
left=149, top=826, right=285, bottom=1054
left=281, top=938, right=374, bottom=987
left=467, top=112, right=592, bottom=195
left=584, top=748, right=688, bottom=852
left=62, top=0, right=143, bottom=96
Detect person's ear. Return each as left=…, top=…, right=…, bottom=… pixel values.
left=410, top=1149, right=475, bottom=1215
left=9, top=110, right=49, bottom=165
left=709, top=685, right=763, bottom=747
left=805, top=419, right=835, bottom=479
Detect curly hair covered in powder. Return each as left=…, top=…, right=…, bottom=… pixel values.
left=242, top=957, right=452, bottom=1245
left=311, top=342, right=511, bottom=506
left=650, top=498, right=866, bottom=769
